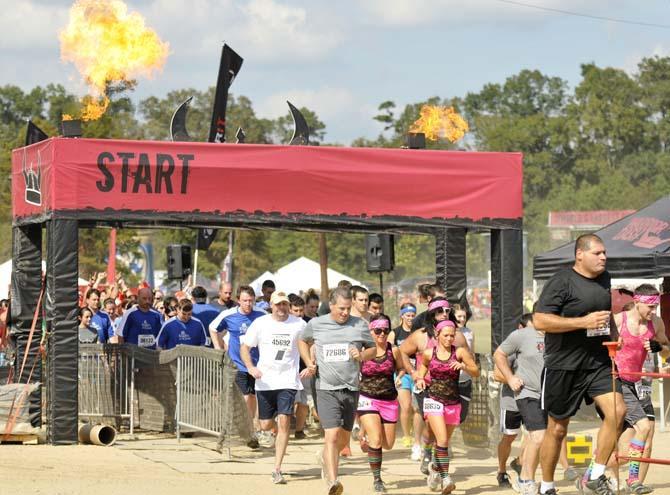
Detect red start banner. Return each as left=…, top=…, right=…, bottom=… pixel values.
left=12, top=138, right=523, bottom=223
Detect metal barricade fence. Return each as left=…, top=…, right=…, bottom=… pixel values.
left=159, top=346, right=251, bottom=457
left=78, top=344, right=134, bottom=433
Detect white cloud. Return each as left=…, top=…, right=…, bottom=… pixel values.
left=0, top=2, right=68, bottom=50
left=144, top=0, right=342, bottom=62
left=621, top=44, right=670, bottom=76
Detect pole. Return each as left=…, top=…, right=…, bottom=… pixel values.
left=107, top=228, right=117, bottom=285
left=379, top=272, right=383, bottom=294
left=193, top=234, right=199, bottom=286
left=319, top=233, right=329, bottom=301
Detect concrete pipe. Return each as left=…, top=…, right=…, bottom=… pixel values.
left=78, top=423, right=117, bottom=446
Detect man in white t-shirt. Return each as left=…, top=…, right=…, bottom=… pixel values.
left=240, top=291, right=307, bottom=485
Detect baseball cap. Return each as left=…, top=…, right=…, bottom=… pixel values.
left=270, top=291, right=290, bottom=305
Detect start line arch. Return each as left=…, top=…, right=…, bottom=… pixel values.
left=11, top=137, right=523, bottom=444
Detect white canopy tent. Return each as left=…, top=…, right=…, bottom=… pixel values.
left=248, top=257, right=361, bottom=296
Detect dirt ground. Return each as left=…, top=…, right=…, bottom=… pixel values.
left=2, top=419, right=670, bottom=495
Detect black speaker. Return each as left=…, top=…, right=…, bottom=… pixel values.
left=365, top=234, right=394, bottom=272
left=167, top=244, right=192, bottom=280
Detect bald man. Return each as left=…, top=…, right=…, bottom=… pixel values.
left=211, top=282, right=237, bottom=311
left=117, top=287, right=164, bottom=349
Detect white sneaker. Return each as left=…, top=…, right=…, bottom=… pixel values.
left=411, top=444, right=422, bottom=461
left=427, top=464, right=441, bottom=492
left=257, top=430, right=275, bottom=448
left=441, top=474, right=456, bottom=494
left=519, top=480, right=538, bottom=495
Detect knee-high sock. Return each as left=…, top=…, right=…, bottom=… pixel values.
left=422, top=441, right=433, bottom=460
left=368, top=446, right=383, bottom=481
left=435, top=445, right=450, bottom=479
left=627, top=439, right=645, bottom=484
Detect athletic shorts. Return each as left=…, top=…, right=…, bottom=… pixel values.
left=398, top=373, right=413, bottom=390
left=459, top=380, right=473, bottom=424
left=516, top=398, right=547, bottom=432
left=316, top=389, right=358, bottom=431
left=423, top=397, right=461, bottom=425
left=357, top=394, right=399, bottom=423
left=257, top=389, right=297, bottom=420
left=235, top=371, right=256, bottom=396
left=295, top=377, right=312, bottom=405
left=500, top=408, right=522, bottom=435
left=541, top=365, right=622, bottom=420
left=621, top=380, right=655, bottom=427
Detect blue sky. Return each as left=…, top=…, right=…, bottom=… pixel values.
left=3, top=0, right=670, bottom=144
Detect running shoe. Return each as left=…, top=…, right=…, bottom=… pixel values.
left=373, top=479, right=387, bottom=493
left=628, top=481, right=653, bottom=494
left=427, top=464, right=441, bottom=492
left=564, top=467, right=580, bottom=481
left=497, top=472, right=512, bottom=488
left=540, top=490, right=557, bottom=495
left=294, top=430, right=307, bottom=440
left=440, top=474, right=456, bottom=495
left=352, top=423, right=361, bottom=440
left=410, top=444, right=422, bottom=461
left=402, top=436, right=413, bottom=448
left=510, top=457, right=522, bottom=476
left=257, top=430, right=275, bottom=448
left=327, top=479, right=344, bottom=495
left=518, top=480, right=538, bottom=495
left=585, top=474, right=616, bottom=495
left=246, top=435, right=260, bottom=449
left=271, top=470, right=287, bottom=484
left=420, top=454, right=431, bottom=475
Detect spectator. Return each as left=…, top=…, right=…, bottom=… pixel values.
left=78, top=307, right=97, bottom=344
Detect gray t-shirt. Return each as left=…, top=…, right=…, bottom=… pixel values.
left=499, top=354, right=517, bottom=412
left=301, top=313, right=374, bottom=391
left=499, top=326, right=545, bottom=400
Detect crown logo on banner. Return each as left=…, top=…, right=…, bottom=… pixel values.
left=22, top=148, right=42, bottom=206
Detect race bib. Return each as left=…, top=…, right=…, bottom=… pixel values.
left=358, top=396, right=373, bottom=410
left=423, top=398, right=444, bottom=414
left=635, top=380, right=652, bottom=399
left=587, top=326, right=610, bottom=338
left=272, top=334, right=291, bottom=360
left=138, top=334, right=155, bottom=348
left=323, top=343, right=349, bottom=362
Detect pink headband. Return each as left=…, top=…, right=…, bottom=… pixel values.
left=435, top=320, right=456, bottom=333
left=428, top=299, right=450, bottom=311
left=369, top=319, right=390, bottom=330
left=634, top=295, right=660, bottom=305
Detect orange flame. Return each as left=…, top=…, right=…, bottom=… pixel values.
left=59, top=0, right=169, bottom=121
left=410, top=105, right=469, bottom=143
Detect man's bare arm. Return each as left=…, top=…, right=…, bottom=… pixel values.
left=533, top=311, right=610, bottom=334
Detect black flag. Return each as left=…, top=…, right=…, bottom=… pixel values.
left=208, top=44, right=243, bottom=143
left=197, top=228, right=218, bottom=251
left=25, top=120, right=49, bottom=146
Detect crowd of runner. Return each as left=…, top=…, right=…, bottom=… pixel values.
left=68, top=233, right=670, bottom=495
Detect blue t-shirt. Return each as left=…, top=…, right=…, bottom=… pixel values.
left=210, top=307, right=265, bottom=371
left=119, top=306, right=164, bottom=349
left=157, top=316, right=207, bottom=350
left=89, top=310, right=113, bottom=343
left=192, top=303, right=220, bottom=347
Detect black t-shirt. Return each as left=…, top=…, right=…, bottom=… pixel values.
left=393, top=325, right=412, bottom=346
left=536, top=267, right=612, bottom=370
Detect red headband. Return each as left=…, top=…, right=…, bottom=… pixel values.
left=428, top=299, right=450, bottom=311
left=435, top=320, right=456, bottom=333
left=369, top=319, right=390, bottom=330
left=634, top=294, right=660, bottom=305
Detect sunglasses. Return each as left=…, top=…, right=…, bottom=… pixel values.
left=435, top=307, right=451, bottom=315
left=372, top=328, right=391, bottom=336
